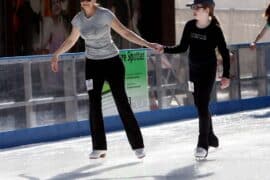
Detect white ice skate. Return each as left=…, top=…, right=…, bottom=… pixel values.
left=194, top=147, right=208, bottom=160
left=134, top=148, right=145, bottom=159
left=89, top=150, right=106, bottom=159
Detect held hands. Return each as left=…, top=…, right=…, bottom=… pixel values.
left=148, top=43, right=164, bottom=54
left=51, top=55, right=59, bottom=72
left=220, top=77, right=230, bottom=89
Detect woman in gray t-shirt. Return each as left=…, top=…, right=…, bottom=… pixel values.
left=50, top=0, right=161, bottom=159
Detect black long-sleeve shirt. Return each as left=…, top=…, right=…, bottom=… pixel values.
left=164, top=19, right=230, bottom=78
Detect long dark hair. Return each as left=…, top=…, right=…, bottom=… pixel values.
left=265, top=4, right=270, bottom=24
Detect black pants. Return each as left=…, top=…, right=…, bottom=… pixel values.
left=85, top=55, right=144, bottom=150
left=190, top=61, right=217, bottom=150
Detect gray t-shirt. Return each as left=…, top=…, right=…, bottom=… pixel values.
left=71, top=7, right=119, bottom=60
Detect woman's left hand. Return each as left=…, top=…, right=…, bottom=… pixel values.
left=220, top=77, right=230, bottom=89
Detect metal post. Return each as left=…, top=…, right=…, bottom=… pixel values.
left=24, top=61, right=36, bottom=128
left=257, top=46, right=267, bottom=96
left=154, top=55, right=165, bottom=108
left=63, top=57, right=78, bottom=121
left=231, top=48, right=241, bottom=100
left=230, top=49, right=241, bottom=100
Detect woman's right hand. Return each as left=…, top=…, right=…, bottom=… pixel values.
left=51, top=55, right=59, bottom=72
left=249, top=42, right=256, bottom=50
left=220, top=77, right=230, bottom=89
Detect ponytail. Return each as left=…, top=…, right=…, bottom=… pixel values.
left=208, top=5, right=220, bottom=25
left=211, top=15, right=220, bottom=26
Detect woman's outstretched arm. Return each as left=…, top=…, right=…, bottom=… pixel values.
left=51, top=27, right=81, bottom=72
left=111, top=16, right=162, bottom=51
left=250, top=25, right=268, bottom=49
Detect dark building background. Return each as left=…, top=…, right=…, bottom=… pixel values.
left=0, top=0, right=175, bottom=57
left=137, top=0, right=175, bottom=45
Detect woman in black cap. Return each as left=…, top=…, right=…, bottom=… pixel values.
left=250, top=3, right=270, bottom=49
left=158, top=0, right=230, bottom=159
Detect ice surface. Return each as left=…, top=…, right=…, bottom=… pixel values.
left=1, top=107, right=270, bottom=180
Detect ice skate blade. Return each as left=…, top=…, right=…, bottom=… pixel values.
left=89, top=153, right=106, bottom=159
left=194, top=147, right=208, bottom=160
left=134, top=148, right=146, bottom=159
left=89, top=150, right=107, bottom=159
left=137, top=154, right=145, bottom=159
left=195, top=156, right=207, bottom=161
left=195, top=152, right=208, bottom=161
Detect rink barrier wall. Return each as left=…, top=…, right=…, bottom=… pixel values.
left=1, top=96, right=270, bottom=149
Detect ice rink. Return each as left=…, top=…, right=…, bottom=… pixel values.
left=1, top=107, right=270, bottom=180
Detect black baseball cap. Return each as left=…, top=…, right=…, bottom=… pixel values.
left=186, top=0, right=215, bottom=7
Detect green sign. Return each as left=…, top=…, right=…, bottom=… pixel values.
left=102, top=49, right=149, bottom=115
